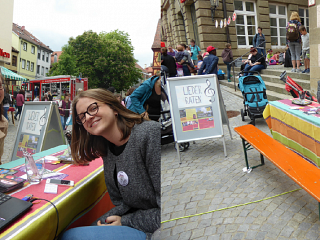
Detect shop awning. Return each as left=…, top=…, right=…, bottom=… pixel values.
left=0, top=66, right=27, bottom=81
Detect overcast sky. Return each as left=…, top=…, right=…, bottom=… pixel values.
left=13, top=0, right=160, bottom=68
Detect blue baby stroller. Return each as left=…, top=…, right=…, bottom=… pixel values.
left=238, top=71, right=268, bottom=125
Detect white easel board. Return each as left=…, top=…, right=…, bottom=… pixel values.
left=166, top=74, right=231, bottom=159
left=10, top=102, right=65, bottom=161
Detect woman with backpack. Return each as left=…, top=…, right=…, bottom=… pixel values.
left=286, top=12, right=302, bottom=73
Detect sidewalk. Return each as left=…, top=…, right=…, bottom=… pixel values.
left=161, top=85, right=320, bottom=240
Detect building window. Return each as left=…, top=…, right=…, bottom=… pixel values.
left=31, top=46, right=35, bottom=54
left=23, top=42, right=27, bottom=51
left=26, top=61, right=30, bottom=71
left=269, top=4, right=287, bottom=47
left=299, top=8, right=309, bottom=32
left=31, top=62, right=34, bottom=72
left=46, top=67, right=49, bottom=76
left=46, top=53, right=49, bottom=62
left=37, top=65, right=40, bottom=74
left=234, top=1, right=257, bottom=47
left=38, top=51, right=40, bottom=59
left=22, top=59, right=26, bottom=69
left=42, top=53, right=45, bottom=61
left=41, top=66, right=44, bottom=75
left=190, top=3, right=200, bottom=46
left=12, top=56, right=17, bottom=67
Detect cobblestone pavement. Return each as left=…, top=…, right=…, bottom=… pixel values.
left=161, top=85, right=320, bottom=240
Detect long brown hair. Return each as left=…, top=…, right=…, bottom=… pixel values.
left=71, top=88, right=144, bottom=164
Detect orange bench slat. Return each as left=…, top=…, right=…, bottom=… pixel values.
left=234, top=124, right=320, bottom=202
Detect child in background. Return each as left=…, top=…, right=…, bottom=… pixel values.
left=278, top=52, right=285, bottom=64
left=299, top=25, right=310, bottom=73
left=269, top=51, right=280, bottom=65
left=266, top=49, right=273, bottom=63
left=197, top=54, right=203, bottom=69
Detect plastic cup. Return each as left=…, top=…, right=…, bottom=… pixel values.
left=25, top=157, right=45, bottom=184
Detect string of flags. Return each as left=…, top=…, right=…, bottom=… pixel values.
left=216, top=12, right=237, bottom=28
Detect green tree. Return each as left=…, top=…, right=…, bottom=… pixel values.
left=51, top=30, right=142, bottom=90
left=49, top=45, right=78, bottom=76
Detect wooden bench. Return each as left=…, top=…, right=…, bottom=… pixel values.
left=234, top=124, right=320, bottom=219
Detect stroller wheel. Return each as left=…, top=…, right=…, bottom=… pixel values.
left=241, top=109, right=245, bottom=121
left=175, top=143, right=186, bottom=152
left=184, top=142, right=190, bottom=149
left=249, top=118, right=255, bottom=126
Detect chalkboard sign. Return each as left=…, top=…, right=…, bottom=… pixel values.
left=166, top=74, right=231, bottom=157
left=10, top=102, right=65, bottom=161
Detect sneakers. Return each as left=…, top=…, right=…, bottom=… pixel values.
left=296, top=68, right=302, bottom=73
left=291, top=68, right=296, bottom=72
left=228, top=79, right=231, bottom=82
left=302, top=69, right=307, bottom=73
left=305, top=68, right=310, bottom=73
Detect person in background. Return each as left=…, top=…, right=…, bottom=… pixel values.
left=42, top=93, right=49, bottom=101
left=107, top=87, right=116, bottom=94
left=0, top=73, right=8, bottom=165
left=167, top=46, right=176, bottom=57
left=198, top=46, right=219, bottom=75
left=221, top=43, right=234, bottom=82
left=269, top=51, right=280, bottom=65
left=186, top=46, right=192, bottom=57
left=124, top=87, right=136, bottom=109
left=115, top=94, right=125, bottom=107
left=197, top=54, right=204, bottom=69
left=286, top=11, right=302, bottom=73
left=242, top=47, right=266, bottom=76
left=128, top=75, right=161, bottom=121
left=161, top=47, right=177, bottom=77
left=61, top=89, right=160, bottom=240
left=33, top=96, right=40, bottom=101
left=14, top=89, right=24, bottom=121
left=266, top=49, right=273, bottom=63
left=299, top=25, right=310, bottom=73
left=77, top=88, right=84, bottom=95
left=47, top=91, right=53, bottom=101
left=177, top=44, right=194, bottom=76
left=3, top=89, right=11, bottom=120
left=253, top=27, right=266, bottom=56
left=190, top=39, right=201, bottom=66
left=59, top=93, right=71, bottom=130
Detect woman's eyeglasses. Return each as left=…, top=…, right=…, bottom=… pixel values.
left=76, top=102, right=99, bottom=125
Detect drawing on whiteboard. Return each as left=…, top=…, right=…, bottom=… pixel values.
left=180, top=106, right=214, bottom=132
left=204, top=79, right=215, bottom=102
left=39, top=107, right=47, bottom=127
left=21, top=109, right=45, bottom=136
left=16, top=134, right=39, bottom=158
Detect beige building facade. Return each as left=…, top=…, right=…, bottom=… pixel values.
left=161, top=0, right=309, bottom=62
left=0, top=0, right=14, bottom=66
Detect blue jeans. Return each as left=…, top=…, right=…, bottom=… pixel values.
left=60, top=116, right=68, bottom=130
left=257, top=48, right=265, bottom=56
left=15, top=106, right=22, bottom=119
left=3, top=107, right=9, bottom=120
left=61, top=226, right=146, bottom=240
left=182, top=65, right=191, bottom=76
left=243, top=64, right=266, bottom=76
left=223, top=61, right=231, bottom=80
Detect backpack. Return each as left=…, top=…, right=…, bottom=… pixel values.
left=286, top=22, right=299, bottom=41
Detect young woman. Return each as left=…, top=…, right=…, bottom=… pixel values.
left=128, top=76, right=161, bottom=121
left=14, top=89, right=24, bottom=121
left=286, top=11, right=302, bottom=73
left=59, top=93, right=71, bottom=130
left=243, top=47, right=266, bottom=76
left=0, top=73, right=8, bottom=165
left=61, top=88, right=160, bottom=240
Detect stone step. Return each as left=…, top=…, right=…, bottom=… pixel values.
left=260, top=74, right=310, bottom=90
left=219, top=79, right=293, bottom=102
left=261, top=68, right=310, bottom=81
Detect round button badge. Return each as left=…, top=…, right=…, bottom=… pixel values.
left=117, top=171, right=129, bottom=186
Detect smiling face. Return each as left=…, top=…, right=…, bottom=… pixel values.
left=76, top=97, right=117, bottom=137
